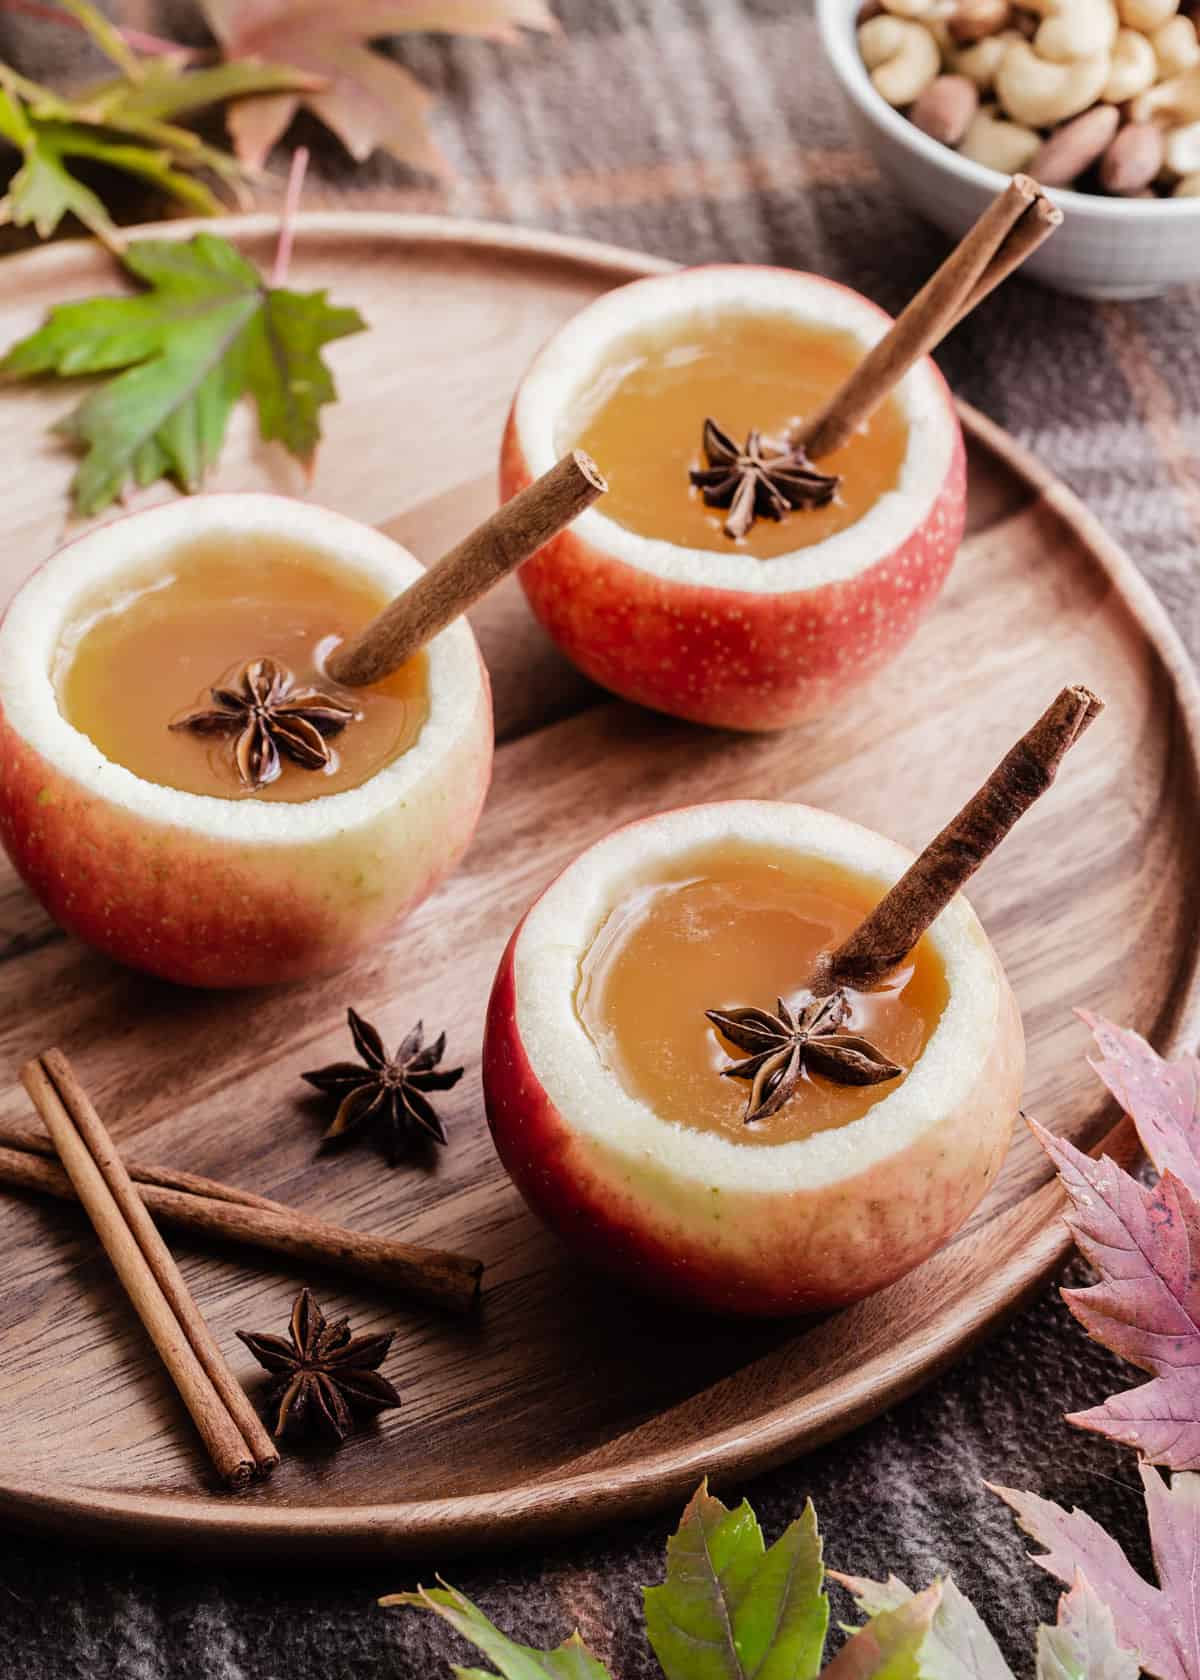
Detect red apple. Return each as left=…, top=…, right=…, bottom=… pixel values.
left=483, top=800, right=1023, bottom=1316
left=0, top=494, right=492, bottom=987
left=501, top=265, right=965, bottom=732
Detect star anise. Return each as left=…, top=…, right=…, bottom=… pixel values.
left=690, top=417, right=841, bottom=541
left=706, top=992, right=905, bottom=1124
left=169, top=656, right=357, bottom=791
left=237, top=1288, right=401, bottom=1443
left=302, top=1008, right=463, bottom=1164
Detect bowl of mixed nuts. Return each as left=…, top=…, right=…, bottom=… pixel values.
left=817, top=0, right=1200, bottom=296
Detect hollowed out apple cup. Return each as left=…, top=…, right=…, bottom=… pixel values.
left=0, top=493, right=493, bottom=988
left=501, top=265, right=966, bottom=732
left=482, top=799, right=1023, bottom=1317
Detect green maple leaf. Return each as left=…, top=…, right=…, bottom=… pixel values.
left=643, top=1482, right=829, bottom=1680
left=380, top=1579, right=613, bottom=1680
left=0, top=231, right=366, bottom=514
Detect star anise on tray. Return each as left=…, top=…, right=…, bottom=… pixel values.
left=303, top=1008, right=464, bottom=1164
left=237, top=1288, right=401, bottom=1444
left=689, top=417, right=840, bottom=541
left=169, top=656, right=357, bottom=791
left=706, top=992, right=905, bottom=1124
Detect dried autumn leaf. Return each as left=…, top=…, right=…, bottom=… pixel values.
left=0, top=232, right=365, bottom=513
left=1036, top=1572, right=1140, bottom=1680
left=1028, top=1013, right=1200, bottom=1467
left=993, top=1463, right=1199, bottom=1680
left=198, top=0, right=557, bottom=171
left=832, top=1571, right=1015, bottom=1680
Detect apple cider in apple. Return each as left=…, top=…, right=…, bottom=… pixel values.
left=576, top=843, right=948, bottom=1145
left=570, top=312, right=908, bottom=558
left=57, top=533, right=429, bottom=802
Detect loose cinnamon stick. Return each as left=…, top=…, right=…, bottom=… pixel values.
left=0, top=1137, right=483, bottom=1313
left=22, top=1053, right=265, bottom=1488
left=327, top=449, right=607, bottom=689
left=795, top=177, right=1052, bottom=462
left=0, top=1119, right=288, bottom=1213
left=812, top=684, right=1103, bottom=994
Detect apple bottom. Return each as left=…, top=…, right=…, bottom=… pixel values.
left=501, top=421, right=966, bottom=732
left=0, top=704, right=492, bottom=989
left=484, top=936, right=1022, bottom=1317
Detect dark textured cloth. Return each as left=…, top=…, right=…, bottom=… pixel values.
left=1, top=1, right=1196, bottom=1673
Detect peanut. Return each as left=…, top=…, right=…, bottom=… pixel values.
left=909, top=72, right=982, bottom=138
left=1030, top=101, right=1120, bottom=180
left=1174, top=167, right=1200, bottom=187
left=948, top=0, right=1012, bottom=42
left=1098, top=116, right=1166, bottom=186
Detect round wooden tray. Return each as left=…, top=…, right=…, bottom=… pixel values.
left=0, top=214, right=1197, bottom=1560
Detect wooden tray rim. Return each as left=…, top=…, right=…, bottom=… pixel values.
left=2, top=212, right=1199, bottom=1558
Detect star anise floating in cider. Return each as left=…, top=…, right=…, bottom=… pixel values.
left=237, top=1288, right=401, bottom=1444
left=171, top=656, right=357, bottom=791
left=303, top=1008, right=464, bottom=1164
left=707, top=992, right=904, bottom=1124
left=690, top=418, right=840, bottom=542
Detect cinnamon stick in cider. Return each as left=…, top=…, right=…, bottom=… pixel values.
left=812, top=684, right=1103, bottom=994
left=327, top=449, right=607, bottom=689
left=796, top=177, right=1057, bottom=462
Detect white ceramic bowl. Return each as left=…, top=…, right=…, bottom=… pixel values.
left=817, top=0, right=1200, bottom=300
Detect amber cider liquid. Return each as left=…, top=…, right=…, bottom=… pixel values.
left=57, top=533, right=429, bottom=802
left=570, top=312, right=909, bottom=559
left=576, top=843, right=948, bottom=1145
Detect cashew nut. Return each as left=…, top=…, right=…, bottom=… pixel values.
left=1152, top=11, right=1200, bottom=70
left=1164, top=114, right=1200, bottom=170
left=1117, top=0, right=1178, bottom=28
left=1025, top=0, right=1118, bottom=60
left=952, top=27, right=1025, bottom=84
left=1174, top=168, right=1200, bottom=188
left=859, top=15, right=943, bottom=102
left=994, top=40, right=1112, bottom=123
left=959, top=102, right=1043, bottom=167
left=1102, top=27, right=1158, bottom=97
left=1130, top=63, right=1200, bottom=119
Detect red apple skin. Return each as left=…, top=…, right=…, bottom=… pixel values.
left=501, top=320, right=966, bottom=732
left=0, top=676, right=493, bottom=989
left=483, top=916, right=1022, bottom=1317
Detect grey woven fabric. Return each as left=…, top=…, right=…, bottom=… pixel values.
left=0, top=0, right=1195, bottom=1672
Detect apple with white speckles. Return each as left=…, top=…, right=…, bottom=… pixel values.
left=500, top=266, right=966, bottom=732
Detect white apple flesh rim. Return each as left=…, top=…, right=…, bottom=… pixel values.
left=483, top=685, right=1100, bottom=1316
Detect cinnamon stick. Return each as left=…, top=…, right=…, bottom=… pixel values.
left=795, top=177, right=1053, bottom=462
left=0, top=1119, right=288, bottom=1213
left=957, top=192, right=1062, bottom=325
left=812, top=684, right=1103, bottom=994
left=0, top=1137, right=483, bottom=1313
left=22, top=1052, right=267, bottom=1488
left=327, top=449, right=607, bottom=689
